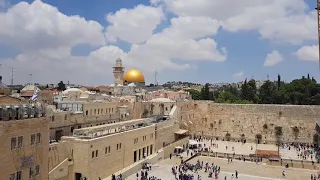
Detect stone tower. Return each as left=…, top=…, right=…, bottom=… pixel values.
left=113, top=58, right=124, bottom=85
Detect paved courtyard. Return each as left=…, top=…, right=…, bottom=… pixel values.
left=127, top=156, right=318, bottom=180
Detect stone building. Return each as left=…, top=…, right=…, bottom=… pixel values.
left=48, top=102, right=120, bottom=141
left=0, top=104, right=49, bottom=180
left=48, top=104, right=188, bottom=180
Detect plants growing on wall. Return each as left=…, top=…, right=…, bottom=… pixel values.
left=275, top=126, right=283, bottom=145
left=292, top=126, right=299, bottom=140
left=263, top=124, right=268, bottom=130
left=225, top=133, right=231, bottom=141
left=255, top=134, right=262, bottom=144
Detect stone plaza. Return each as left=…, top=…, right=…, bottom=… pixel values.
left=127, top=156, right=318, bottom=180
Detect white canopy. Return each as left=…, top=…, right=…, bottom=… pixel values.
left=189, top=140, right=198, bottom=145
left=175, top=146, right=183, bottom=149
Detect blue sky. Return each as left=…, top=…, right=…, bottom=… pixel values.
left=0, top=0, right=318, bottom=85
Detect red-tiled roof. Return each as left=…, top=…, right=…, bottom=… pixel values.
left=21, top=92, right=33, bottom=97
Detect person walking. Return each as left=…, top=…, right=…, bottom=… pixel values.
left=235, top=170, right=238, bottom=178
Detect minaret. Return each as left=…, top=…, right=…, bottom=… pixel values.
left=113, top=58, right=124, bottom=85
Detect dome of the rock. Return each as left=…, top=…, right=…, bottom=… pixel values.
left=123, top=68, right=145, bottom=83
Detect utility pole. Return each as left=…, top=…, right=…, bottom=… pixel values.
left=28, top=74, right=33, bottom=85
left=154, top=69, right=158, bottom=86
left=10, top=67, right=14, bottom=86
left=316, top=0, right=320, bottom=70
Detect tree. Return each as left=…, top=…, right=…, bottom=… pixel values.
left=240, top=79, right=249, bottom=100
left=259, top=80, right=275, bottom=104
left=57, top=81, right=66, bottom=91
left=186, top=89, right=202, bottom=100
left=277, top=74, right=281, bottom=90
left=46, top=84, right=49, bottom=88
left=201, top=83, right=211, bottom=100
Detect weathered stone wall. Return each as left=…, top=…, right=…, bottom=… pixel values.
left=178, top=101, right=320, bottom=143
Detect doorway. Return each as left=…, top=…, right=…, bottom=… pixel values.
left=75, top=173, right=82, bottom=180
left=55, top=130, right=63, bottom=141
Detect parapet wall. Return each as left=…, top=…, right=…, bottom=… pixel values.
left=179, top=101, right=320, bottom=143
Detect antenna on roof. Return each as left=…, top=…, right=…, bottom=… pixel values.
left=28, top=74, right=33, bottom=85
left=154, top=69, right=158, bottom=86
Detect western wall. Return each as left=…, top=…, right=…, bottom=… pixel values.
left=177, top=100, right=320, bottom=144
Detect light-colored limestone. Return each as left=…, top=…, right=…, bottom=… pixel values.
left=179, top=101, right=320, bottom=143
left=0, top=117, right=49, bottom=180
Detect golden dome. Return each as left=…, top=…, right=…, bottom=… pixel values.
left=123, top=68, right=145, bottom=83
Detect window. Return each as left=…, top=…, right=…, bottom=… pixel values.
left=117, top=143, right=122, bottom=150
left=150, top=145, right=153, bottom=155
left=92, top=151, right=94, bottom=159
left=9, top=173, right=15, bottom=180
left=11, top=137, right=16, bottom=150
left=16, top=171, right=22, bottom=180
left=71, top=127, right=74, bottom=133
left=94, top=109, right=96, bottom=114
left=29, top=168, right=32, bottom=179
left=85, top=110, right=88, bottom=116
left=17, top=136, right=23, bottom=148
left=95, top=150, right=98, bottom=157
left=142, top=135, right=146, bottom=141
left=35, top=165, right=40, bottom=175
left=64, top=114, right=67, bottom=120
left=52, top=116, right=55, bottom=122
left=31, top=134, right=35, bottom=145
left=134, top=151, right=137, bottom=162
left=134, top=138, right=138, bottom=144
left=98, top=109, right=100, bottom=114
left=36, top=133, right=41, bottom=144
left=150, top=133, right=154, bottom=139
left=105, top=146, right=111, bottom=154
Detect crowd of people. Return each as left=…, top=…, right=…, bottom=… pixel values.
left=135, top=163, right=161, bottom=180
left=280, top=142, right=320, bottom=161
left=171, top=159, right=238, bottom=180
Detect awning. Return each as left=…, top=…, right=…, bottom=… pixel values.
left=175, top=146, right=183, bottom=149
left=189, top=140, right=198, bottom=145
left=175, top=129, right=188, bottom=135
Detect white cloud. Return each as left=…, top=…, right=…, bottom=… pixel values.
left=124, top=15, right=227, bottom=72
left=0, top=0, right=105, bottom=52
left=233, top=71, right=244, bottom=78
left=150, top=0, right=162, bottom=6
left=295, top=45, right=319, bottom=62
left=2, top=45, right=127, bottom=85
left=264, top=50, right=284, bottom=67
left=105, top=5, right=164, bottom=44
left=160, top=0, right=316, bottom=44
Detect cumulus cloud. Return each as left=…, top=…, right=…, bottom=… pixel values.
left=233, top=71, right=244, bottom=78
left=105, top=5, right=164, bottom=44
left=124, top=15, right=227, bottom=72
left=160, top=0, right=316, bottom=44
left=264, top=50, right=284, bottom=67
left=295, top=45, right=319, bottom=62
left=0, top=0, right=105, bottom=52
